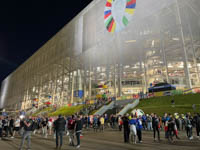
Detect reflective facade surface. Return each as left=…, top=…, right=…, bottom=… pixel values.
left=1, top=0, right=200, bottom=110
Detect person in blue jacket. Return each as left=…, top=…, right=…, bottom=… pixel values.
left=136, top=116, right=143, bottom=143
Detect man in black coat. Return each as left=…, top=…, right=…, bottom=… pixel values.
left=152, top=113, right=160, bottom=141
left=193, top=113, right=200, bottom=139
left=122, top=116, right=130, bottom=143
left=54, top=115, right=66, bottom=149
left=75, top=116, right=83, bottom=149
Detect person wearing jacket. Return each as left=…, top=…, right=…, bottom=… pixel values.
left=75, top=115, right=83, bottom=149
left=54, top=115, right=66, bottom=149
left=185, top=115, right=193, bottom=140
left=136, top=116, right=143, bottom=143
left=152, top=113, right=160, bottom=141
left=129, top=115, right=137, bottom=144
left=193, top=113, right=200, bottom=139
left=122, top=116, right=130, bottom=143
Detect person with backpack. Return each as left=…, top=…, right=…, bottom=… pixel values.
left=19, top=116, right=33, bottom=150
left=54, top=115, right=66, bottom=149
left=67, top=115, right=76, bottom=146
left=167, top=117, right=180, bottom=143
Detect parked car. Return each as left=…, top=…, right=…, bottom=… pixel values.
left=148, top=83, right=176, bottom=93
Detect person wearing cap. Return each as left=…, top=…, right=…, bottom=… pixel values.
left=54, top=115, right=66, bottom=149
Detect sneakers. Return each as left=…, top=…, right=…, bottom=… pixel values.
left=189, top=136, right=193, bottom=140
left=76, top=145, right=80, bottom=149
left=10, top=136, right=14, bottom=139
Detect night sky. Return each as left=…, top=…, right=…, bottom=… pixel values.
left=0, top=0, right=93, bottom=83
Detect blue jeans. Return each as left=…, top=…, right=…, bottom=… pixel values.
left=56, top=130, right=64, bottom=147
left=20, top=131, right=32, bottom=149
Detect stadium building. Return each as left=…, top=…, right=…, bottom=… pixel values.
left=1, top=0, right=200, bottom=111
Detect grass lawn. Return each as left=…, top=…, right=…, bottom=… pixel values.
left=132, top=93, right=200, bottom=116
left=32, top=107, right=53, bottom=117
left=48, top=105, right=84, bottom=117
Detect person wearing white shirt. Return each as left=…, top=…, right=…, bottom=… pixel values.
left=13, top=117, right=21, bottom=137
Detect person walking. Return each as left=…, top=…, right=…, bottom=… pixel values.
left=19, top=116, right=33, bottom=150
left=9, top=117, right=14, bottom=138
left=75, top=116, right=83, bottom=149
left=167, top=117, right=180, bottom=143
left=41, top=118, right=48, bottom=138
left=54, top=115, right=66, bottom=149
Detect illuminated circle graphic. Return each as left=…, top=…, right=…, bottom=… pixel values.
left=104, top=0, right=136, bottom=33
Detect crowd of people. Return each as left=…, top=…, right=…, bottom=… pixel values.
left=120, top=112, right=200, bottom=143
left=0, top=111, right=200, bottom=149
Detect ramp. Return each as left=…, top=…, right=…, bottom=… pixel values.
left=117, top=99, right=139, bottom=116
left=94, top=101, right=114, bottom=116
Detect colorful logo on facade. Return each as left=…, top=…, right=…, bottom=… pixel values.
left=104, top=0, right=136, bottom=33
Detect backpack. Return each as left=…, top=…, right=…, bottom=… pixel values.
left=31, top=121, right=38, bottom=131
left=68, top=119, right=75, bottom=130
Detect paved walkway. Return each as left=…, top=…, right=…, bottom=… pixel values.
left=1, top=130, right=200, bottom=150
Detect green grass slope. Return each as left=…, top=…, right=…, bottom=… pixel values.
left=48, top=105, right=84, bottom=117
left=32, top=107, right=53, bottom=117
left=133, top=93, right=200, bottom=116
